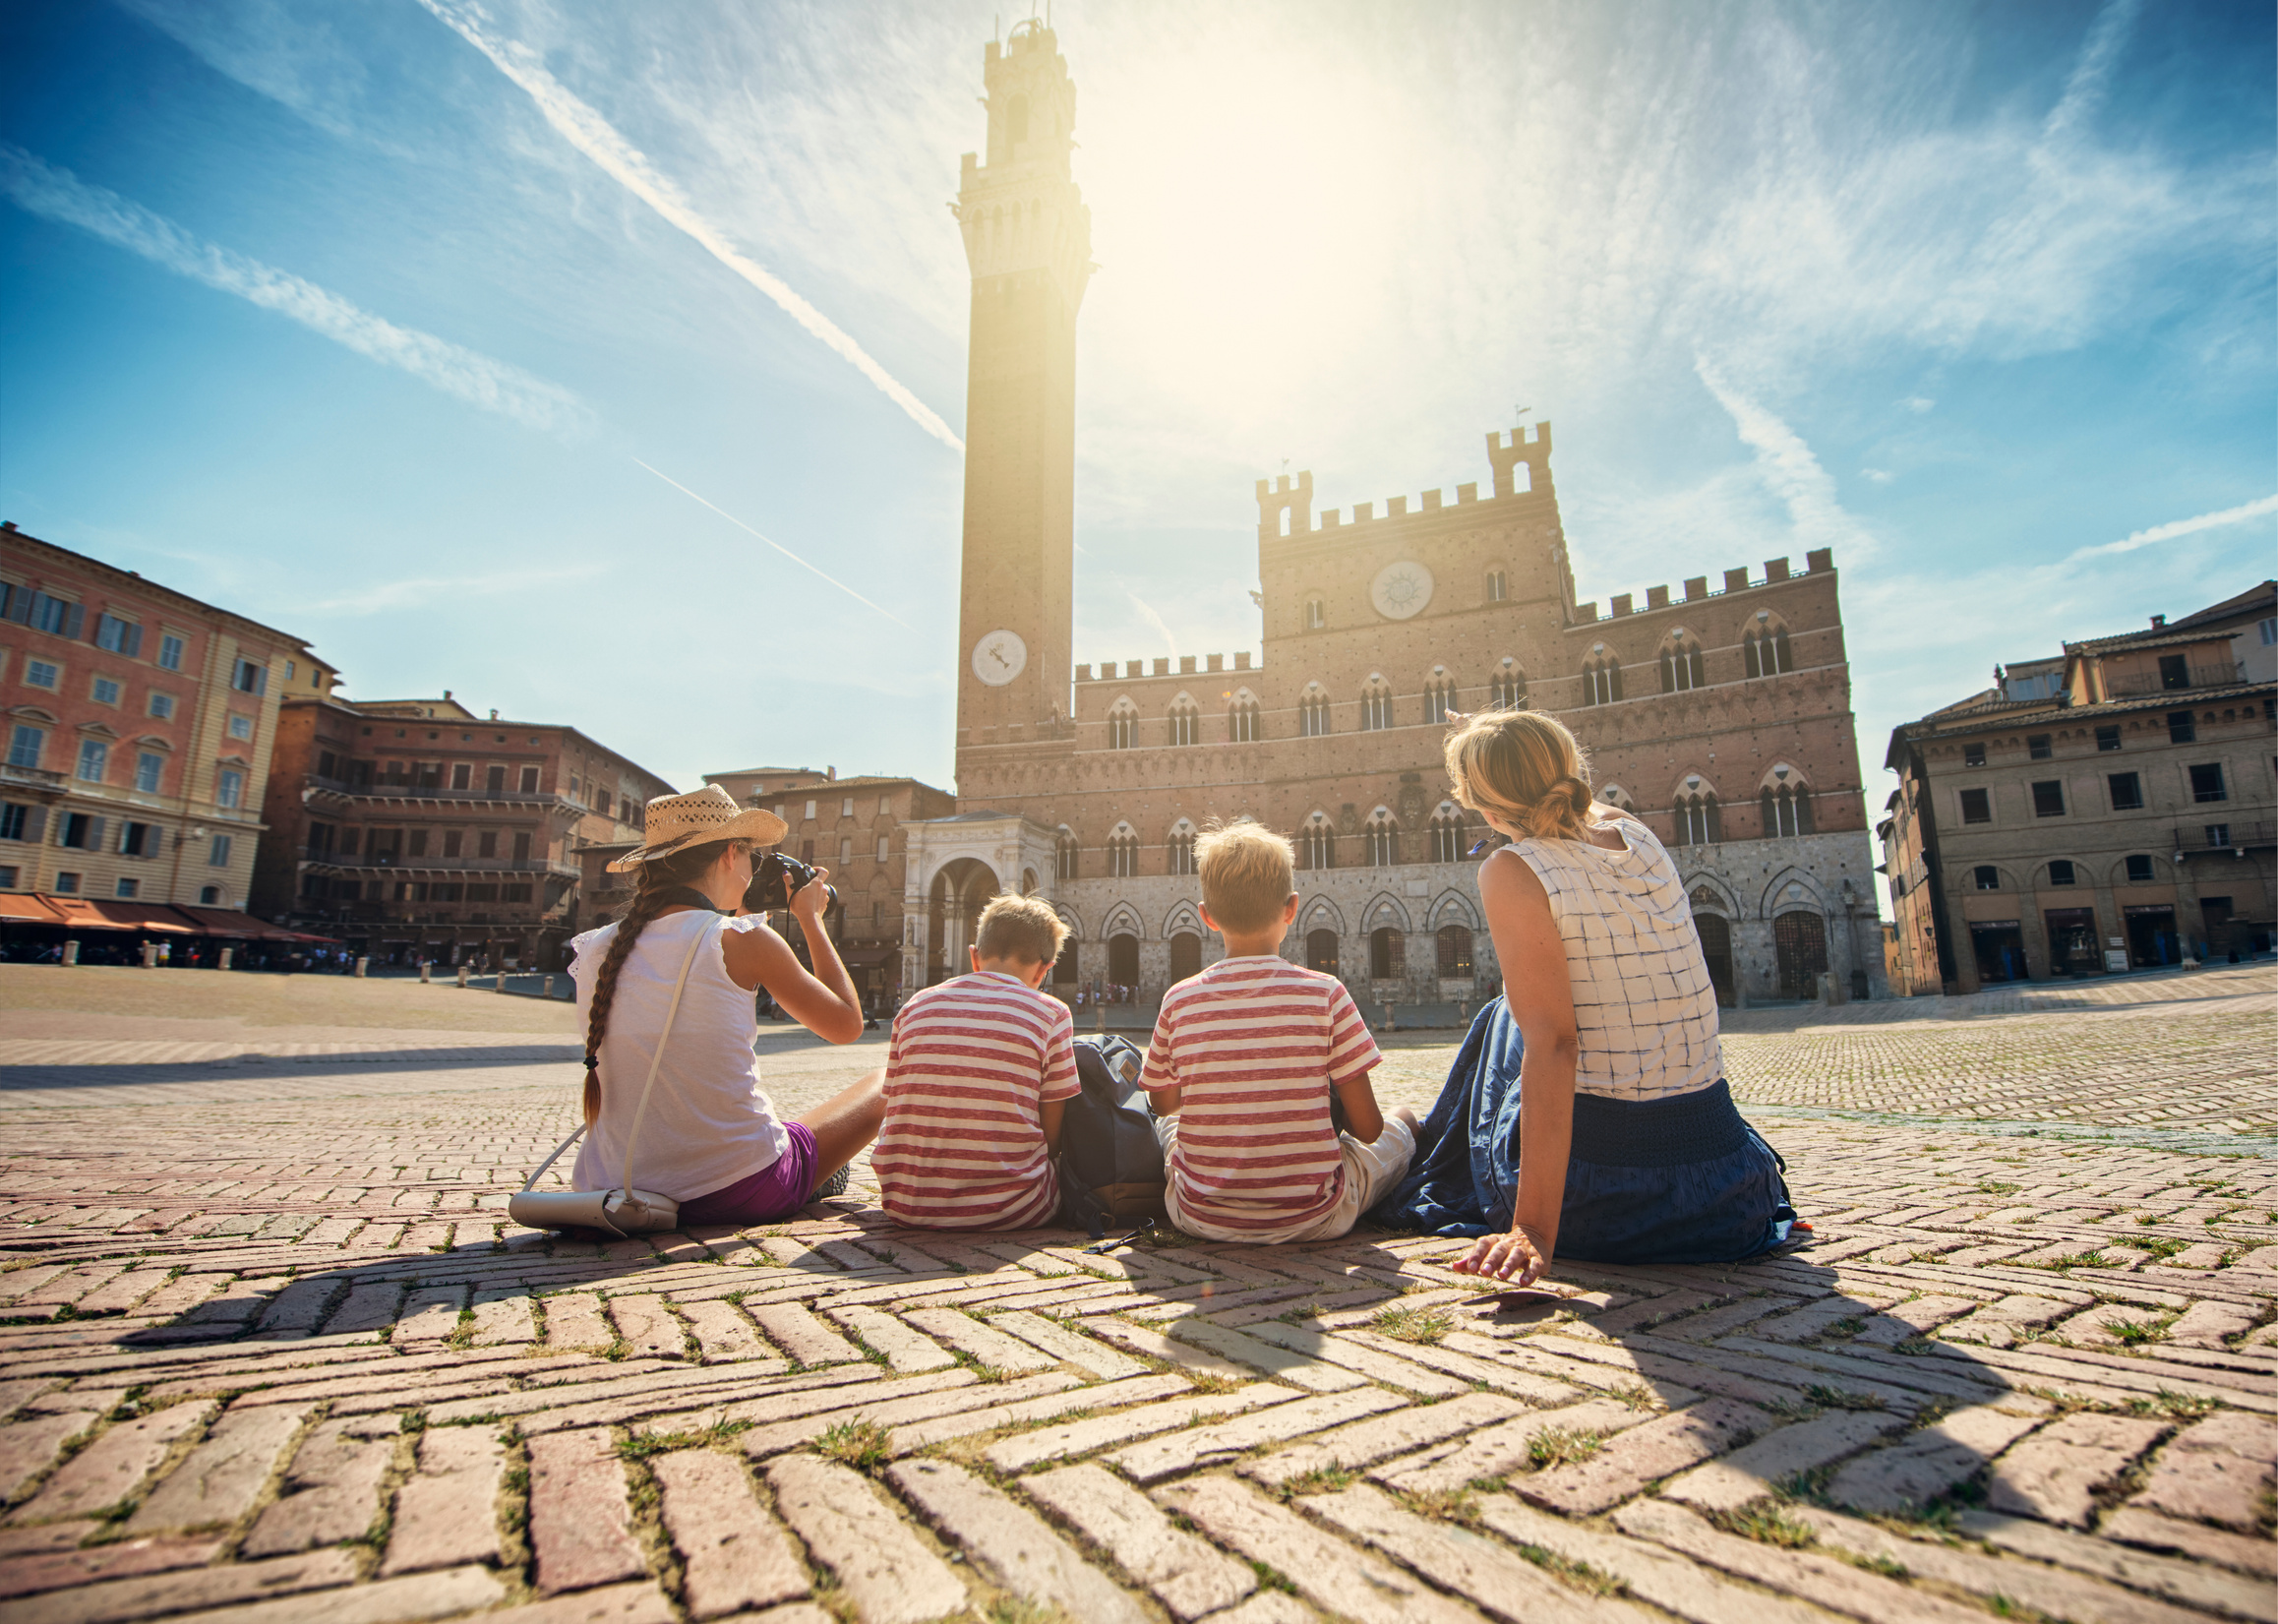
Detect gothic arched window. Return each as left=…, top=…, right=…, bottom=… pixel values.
left=1055, top=828, right=1080, bottom=880
left=1428, top=809, right=1466, bottom=864
left=1229, top=694, right=1260, bottom=743
left=1168, top=825, right=1197, bottom=875
left=1491, top=664, right=1527, bottom=709
left=1760, top=783, right=1814, bottom=838
left=1745, top=625, right=1795, bottom=678
left=1659, top=634, right=1706, bottom=693
left=1299, top=690, right=1332, bottom=737
left=1675, top=793, right=1720, bottom=846
left=1423, top=677, right=1459, bottom=723
left=1485, top=570, right=1507, bottom=603
left=1582, top=657, right=1623, bottom=706
left=1365, top=812, right=1399, bottom=867
left=1108, top=828, right=1139, bottom=877
left=1436, top=925, right=1474, bottom=976
left=1298, top=814, right=1336, bottom=871
left=1359, top=682, right=1393, bottom=731
left=1168, top=698, right=1199, bottom=747
left=1107, top=702, right=1137, bottom=751
left=1304, top=597, right=1327, bottom=632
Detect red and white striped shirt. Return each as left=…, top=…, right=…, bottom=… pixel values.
left=1140, top=956, right=1382, bottom=1235
left=874, top=971, right=1080, bottom=1230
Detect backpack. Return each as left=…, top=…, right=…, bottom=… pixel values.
left=1056, top=1033, right=1169, bottom=1236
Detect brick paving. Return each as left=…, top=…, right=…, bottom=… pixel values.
left=0, top=964, right=2271, bottom=1623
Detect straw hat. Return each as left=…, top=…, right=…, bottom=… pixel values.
left=607, top=786, right=788, bottom=872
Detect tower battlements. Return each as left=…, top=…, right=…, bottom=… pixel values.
left=1255, top=421, right=1552, bottom=541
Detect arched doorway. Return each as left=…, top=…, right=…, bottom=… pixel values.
left=1169, top=932, right=1202, bottom=981
left=927, top=858, right=999, bottom=985
left=1306, top=929, right=1341, bottom=976
left=1695, top=914, right=1735, bottom=1006
left=1772, top=911, right=1827, bottom=999
left=1435, top=925, right=1473, bottom=977
left=1051, top=934, right=1080, bottom=986
left=1107, top=932, right=1140, bottom=988
left=1369, top=928, right=1404, bottom=980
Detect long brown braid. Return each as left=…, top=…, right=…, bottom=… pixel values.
left=582, top=839, right=739, bottom=1125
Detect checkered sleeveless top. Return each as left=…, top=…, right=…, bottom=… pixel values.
left=1505, top=812, right=1722, bottom=1102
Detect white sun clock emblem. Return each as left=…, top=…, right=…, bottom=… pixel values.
left=1369, top=561, right=1434, bottom=621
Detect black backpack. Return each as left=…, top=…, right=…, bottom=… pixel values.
left=1056, top=1033, right=1169, bottom=1235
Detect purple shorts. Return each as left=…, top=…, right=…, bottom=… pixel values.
left=678, top=1122, right=819, bottom=1227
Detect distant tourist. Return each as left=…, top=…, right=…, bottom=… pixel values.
left=1375, top=709, right=1793, bottom=1276
left=871, top=895, right=1079, bottom=1229
left=1141, top=820, right=1417, bottom=1242
left=570, top=787, right=880, bottom=1225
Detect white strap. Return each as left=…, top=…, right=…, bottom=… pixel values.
left=618, top=924, right=710, bottom=1196
left=518, top=918, right=710, bottom=1198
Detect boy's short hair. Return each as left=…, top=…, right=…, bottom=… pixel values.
left=974, top=894, right=1070, bottom=965
left=1194, top=819, right=1295, bottom=932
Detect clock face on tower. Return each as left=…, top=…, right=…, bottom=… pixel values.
left=971, top=629, right=1029, bottom=687
left=1370, top=561, right=1434, bottom=621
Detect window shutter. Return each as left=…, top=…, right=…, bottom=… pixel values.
left=22, top=808, right=45, bottom=844
left=65, top=603, right=85, bottom=639
left=0, top=584, right=11, bottom=620
left=124, top=625, right=143, bottom=658
left=86, top=816, right=105, bottom=850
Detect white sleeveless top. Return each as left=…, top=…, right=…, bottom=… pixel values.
left=1503, top=812, right=1722, bottom=1102
left=568, top=910, right=789, bottom=1200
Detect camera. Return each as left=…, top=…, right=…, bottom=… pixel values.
left=744, top=851, right=838, bottom=914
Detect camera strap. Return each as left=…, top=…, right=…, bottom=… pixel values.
left=652, top=885, right=723, bottom=914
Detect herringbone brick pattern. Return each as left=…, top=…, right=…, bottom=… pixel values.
left=0, top=967, right=2271, bottom=1624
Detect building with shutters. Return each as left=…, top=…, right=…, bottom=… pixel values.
left=1, top=521, right=323, bottom=917
left=250, top=692, right=674, bottom=970
left=898, top=23, right=1887, bottom=1010
left=1881, top=580, right=2276, bottom=993
left=699, top=764, right=956, bottom=1008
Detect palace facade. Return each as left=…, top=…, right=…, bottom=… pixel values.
left=903, top=24, right=1886, bottom=1008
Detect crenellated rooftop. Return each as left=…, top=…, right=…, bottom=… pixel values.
left=1568, top=549, right=1835, bottom=625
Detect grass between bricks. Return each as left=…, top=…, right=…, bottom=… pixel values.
left=1514, top=1542, right=1630, bottom=1598
left=1708, top=1499, right=1818, bottom=1549
left=1370, top=1304, right=1454, bottom=1345
left=1526, top=1426, right=1605, bottom=1472
left=812, top=1418, right=892, bottom=1472
left=496, top=1424, right=533, bottom=1594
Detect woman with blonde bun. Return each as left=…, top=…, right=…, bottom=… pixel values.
left=1371, top=708, right=1793, bottom=1283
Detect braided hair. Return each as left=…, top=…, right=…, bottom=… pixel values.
left=1442, top=708, right=1599, bottom=843
left=582, top=839, right=740, bottom=1125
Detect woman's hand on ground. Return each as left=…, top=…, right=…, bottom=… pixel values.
left=1451, top=1223, right=1552, bottom=1286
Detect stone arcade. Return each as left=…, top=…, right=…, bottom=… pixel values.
left=904, top=23, right=1885, bottom=1008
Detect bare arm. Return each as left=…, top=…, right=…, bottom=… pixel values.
left=1332, top=1068, right=1385, bottom=1143
left=1453, top=847, right=1579, bottom=1286
left=719, top=873, right=864, bottom=1044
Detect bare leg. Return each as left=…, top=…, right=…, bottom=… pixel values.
left=796, top=1068, right=885, bottom=1178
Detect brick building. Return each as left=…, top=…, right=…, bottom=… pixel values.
left=902, top=24, right=1886, bottom=1008
left=1, top=522, right=322, bottom=915
left=701, top=764, right=956, bottom=1005
left=1882, top=581, right=2276, bottom=993
left=251, top=692, right=674, bottom=969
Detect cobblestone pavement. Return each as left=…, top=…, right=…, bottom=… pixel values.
left=0, top=968, right=2271, bottom=1624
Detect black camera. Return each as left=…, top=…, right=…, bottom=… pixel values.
left=744, top=851, right=838, bottom=914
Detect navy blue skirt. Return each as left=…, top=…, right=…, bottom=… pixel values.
left=1368, top=998, right=1792, bottom=1264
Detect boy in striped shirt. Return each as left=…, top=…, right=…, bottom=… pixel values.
left=1141, top=820, right=1417, bottom=1242
left=873, top=895, right=1079, bottom=1230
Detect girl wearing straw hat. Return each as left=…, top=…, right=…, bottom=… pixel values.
left=569, top=786, right=883, bottom=1225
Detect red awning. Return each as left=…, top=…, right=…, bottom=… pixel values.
left=88, top=902, right=200, bottom=934
left=0, top=894, right=66, bottom=925
left=40, top=897, right=137, bottom=932
left=172, top=906, right=304, bottom=941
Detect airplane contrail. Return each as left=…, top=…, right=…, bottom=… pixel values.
left=416, top=0, right=963, bottom=453
left=631, top=457, right=910, bottom=629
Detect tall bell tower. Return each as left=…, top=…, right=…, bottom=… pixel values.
left=953, top=21, right=1090, bottom=774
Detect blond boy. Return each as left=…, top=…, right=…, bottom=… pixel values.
left=873, top=895, right=1079, bottom=1229
left=1140, top=820, right=1416, bottom=1241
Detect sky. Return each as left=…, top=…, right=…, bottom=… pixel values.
left=2, top=0, right=2272, bottom=907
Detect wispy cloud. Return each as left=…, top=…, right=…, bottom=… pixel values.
left=305, top=563, right=603, bottom=616
left=413, top=0, right=962, bottom=453
left=2066, top=494, right=2278, bottom=563
left=0, top=143, right=590, bottom=436
left=631, top=457, right=909, bottom=628
left=1695, top=354, right=1879, bottom=564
